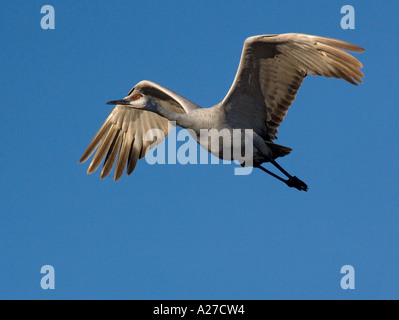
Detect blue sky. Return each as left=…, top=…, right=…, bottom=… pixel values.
left=0, top=0, right=398, bottom=299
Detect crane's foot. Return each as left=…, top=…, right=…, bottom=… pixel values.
left=285, top=176, right=308, bottom=192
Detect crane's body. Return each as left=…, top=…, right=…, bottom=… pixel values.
left=79, top=33, right=365, bottom=191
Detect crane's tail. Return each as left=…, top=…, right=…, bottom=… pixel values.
left=265, top=142, right=292, bottom=159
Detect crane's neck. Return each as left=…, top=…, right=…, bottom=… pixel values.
left=147, top=100, right=192, bottom=128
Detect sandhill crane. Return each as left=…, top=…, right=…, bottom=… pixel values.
left=79, top=33, right=364, bottom=191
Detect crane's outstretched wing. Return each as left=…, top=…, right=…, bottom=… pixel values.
left=79, top=80, right=199, bottom=181
left=222, top=33, right=365, bottom=141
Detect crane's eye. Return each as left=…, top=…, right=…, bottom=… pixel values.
left=131, top=94, right=143, bottom=101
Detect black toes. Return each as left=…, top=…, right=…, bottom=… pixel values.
left=286, top=176, right=308, bottom=192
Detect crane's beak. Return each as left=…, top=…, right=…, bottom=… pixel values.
left=106, top=99, right=129, bottom=106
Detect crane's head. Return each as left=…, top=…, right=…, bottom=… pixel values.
left=106, top=93, right=155, bottom=110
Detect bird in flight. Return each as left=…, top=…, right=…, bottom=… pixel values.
left=79, top=33, right=364, bottom=191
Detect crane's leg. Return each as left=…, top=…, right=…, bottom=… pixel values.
left=256, top=160, right=308, bottom=192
